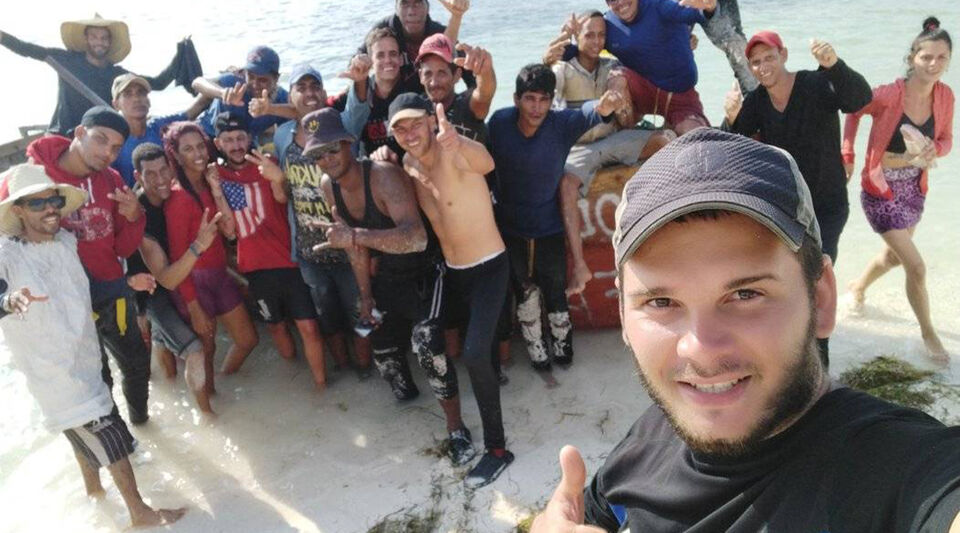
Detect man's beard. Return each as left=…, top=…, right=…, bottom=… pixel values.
left=636, top=312, right=822, bottom=459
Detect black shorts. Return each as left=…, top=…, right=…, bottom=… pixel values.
left=63, top=413, right=137, bottom=469
left=246, top=268, right=318, bottom=324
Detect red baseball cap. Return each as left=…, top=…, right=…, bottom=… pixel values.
left=746, top=30, right=784, bottom=58
left=416, top=33, right=455, bottom=64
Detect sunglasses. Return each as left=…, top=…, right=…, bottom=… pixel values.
left=311, top=143, right=341, bottom=158
left=16, top=194, right=67, bottom=212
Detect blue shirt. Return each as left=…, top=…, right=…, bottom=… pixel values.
left=488, top=102, right=604, bottom=238
left=197, top=73, right=290, bottom=139
left=604, top=0, right=706, bottom=93
left=112, top=113, right=186, bottom=187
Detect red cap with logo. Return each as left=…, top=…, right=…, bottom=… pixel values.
left=745, top=30, right=784, bottom=58
left=416, top=33, right=455, bottom=65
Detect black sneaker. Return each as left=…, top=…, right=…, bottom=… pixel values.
left=448, top=428, right=476, bottom=466
left=497, top=369, right=510, bottom=386
left=531, top=359, right=552, bottom=372
left=464, top=449, right=514, bottom=489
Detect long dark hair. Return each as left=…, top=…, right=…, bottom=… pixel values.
left=161, top=121, right=214, bottom=209
left=906, top=16, right=952, bottom=78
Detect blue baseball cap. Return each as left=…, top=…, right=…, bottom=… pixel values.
left=289, top=63, right=323, bottom=88
left=244, top=45, right=280, bottom=76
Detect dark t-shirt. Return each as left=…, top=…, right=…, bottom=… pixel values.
left=724, top=60, right=872, bottom=212
left=584, top=387, right=960, bottom=532
left=126, top=195, right=168, bottom=278
left=332, top=75, right=421, bottom=158
left=283, top=141, right=347, bottom=264
left=446, top=89, right=487, bottom=145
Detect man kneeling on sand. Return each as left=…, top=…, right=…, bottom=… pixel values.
left=0, top=164, right=186, bottom=528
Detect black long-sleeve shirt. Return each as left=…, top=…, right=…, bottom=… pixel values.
left=1, top=32, right=177, bottom=135
left=722, top=59, right=872, bottom=212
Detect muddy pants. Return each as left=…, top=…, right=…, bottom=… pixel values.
left=370, top=262, right=458, bottom=402
left=445, top=251, right=509, bottom=451
left=504, top=232, right=573, bottom=369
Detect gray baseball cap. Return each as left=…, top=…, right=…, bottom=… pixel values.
left=613, top=128, right=821, bottom=269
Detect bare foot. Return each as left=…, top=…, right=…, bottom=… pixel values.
left=565, top=261, right=593, bottom=297
left=846, top=280, right=865, bottom=314
left=923, top=332, right=950, bottom=365
left=193, top=388, right=214, bottom=415
left=129, top=507, right=186, bottom=528
left=86, top=487, right=107, bottom=500
left=314, top=380, right=327, bottom=392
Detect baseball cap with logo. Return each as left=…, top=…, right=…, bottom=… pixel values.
left=416, top=33, right=455, bottom=65
left=302, top=108, right=356, bottom=158
left=111, top=73, right=151, bottom=100
left=244, top=45, right=280, bottom=76
left=745, top=30, right=785, bottom=58
left=613, top=128, right=821, bottom=269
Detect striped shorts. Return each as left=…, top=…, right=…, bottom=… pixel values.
left=63, top=413, right=137, bottom=469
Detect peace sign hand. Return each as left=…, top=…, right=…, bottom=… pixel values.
left=3, top=287, right=49, bottom=319
left=596, top=89, right=624, bottom=117
left=245, top=149, right=284, bottom=183
left=193, top=208, right=224, bottom=251
left=435, top=103, right=460, bottom=152
left=106, top=186, right=142, bottom=222
left=438, top=0, right=470, bottom=16
left=204, top=163, right=223, bottom=197
left=222, top=81, right=247, bottom=107
left=724, top=80, right=743, bottom=124
left=248, top=89, right=271, bottom=118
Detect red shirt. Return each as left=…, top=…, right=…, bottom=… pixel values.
left=216, top=162, right=296, bottom=273
left=25, top=135, right=145, bottom=282
left=164, top=180, right=228, bottom=303
left=843, top=79, right=954, bottom=199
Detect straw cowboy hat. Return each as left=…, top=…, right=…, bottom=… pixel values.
left=0, top=164, right=87, bottom=236
left=61, top=13, right=131, bottom=64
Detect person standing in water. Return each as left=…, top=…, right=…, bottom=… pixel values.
left=843, top=17, right=953, bottom=363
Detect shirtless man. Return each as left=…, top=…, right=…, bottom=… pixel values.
left=390, top=93, right=513, bottom=488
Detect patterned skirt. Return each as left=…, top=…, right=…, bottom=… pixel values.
left=861, top=166, right=925, bottom=234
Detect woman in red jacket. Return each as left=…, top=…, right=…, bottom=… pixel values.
left=162, top=122, right=259, bottom=385
left=843, top=17, right=953, bottom=362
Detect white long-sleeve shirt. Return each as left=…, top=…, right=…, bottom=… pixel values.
left=0, top=231, right=113, bottom=432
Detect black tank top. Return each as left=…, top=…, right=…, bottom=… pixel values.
left=886, top=113, right=935, bottom=153
left=331, top=159, right=439, bottom=278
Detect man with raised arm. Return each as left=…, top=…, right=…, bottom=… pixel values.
left=487, top=64, right=622, bottom=371
left=416, top=33, right=495, bottom=143
left=0, top=15, right=180, bottom=135
left=192, top=45, right=291, bottom=142
left=391, top=93, right=514, bottom=488
left=111, top=73, right=211, bottom=187
left=359, top=0, right=473, bottom=90
left=0, top=164, right=186, bottom=528
left=721, top=32, right=871, bottom=366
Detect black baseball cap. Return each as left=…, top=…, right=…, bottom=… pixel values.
left=80, top=105, right=130, bottom=140
left=302, top=108, right=356, bottom=158
left=214, top=111, right=249, bottom=136
left=613, top=128, right=821, bottom=269
left=387, top=92, right=434, bottom=130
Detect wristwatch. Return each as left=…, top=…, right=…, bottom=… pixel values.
left=189, top=242, right=202, bottom=258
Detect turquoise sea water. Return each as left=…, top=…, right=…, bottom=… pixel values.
left=0, top=1, right=957, bottom=530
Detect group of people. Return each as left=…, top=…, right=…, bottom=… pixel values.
left=0, top=0, right=956, bottom=530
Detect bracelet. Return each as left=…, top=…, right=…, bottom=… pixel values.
left=0, top=294, right=10, bottom=313
left=189, top=242, right=202, bottom=258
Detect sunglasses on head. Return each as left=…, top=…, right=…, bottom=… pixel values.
left=16, top=194, right=67, bottom=212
